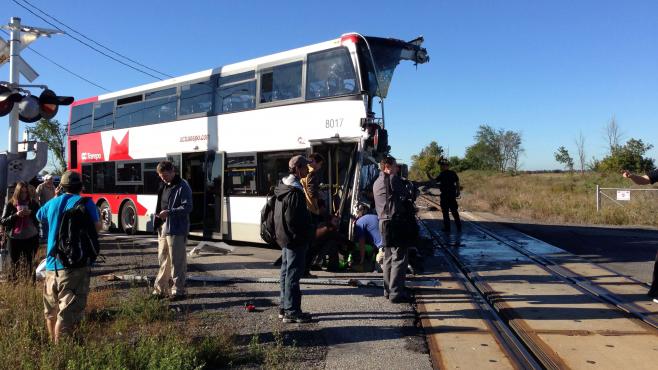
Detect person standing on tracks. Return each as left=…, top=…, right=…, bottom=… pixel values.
left=153, top=160, right=193, bottom=301
left=622, top=168, right=658, bottom=303
left=374, top=156, right=412, bottom=303
left=430, top=158, right=462, bottom=233
left=275, top=155, right=314, bottom=323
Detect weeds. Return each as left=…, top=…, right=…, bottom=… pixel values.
left=0, top=275, right=291, bottom=369
left=459, top=171, right=658, bottom=226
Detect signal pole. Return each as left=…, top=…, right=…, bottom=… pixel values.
left=7, top=17, right=21, bottom=154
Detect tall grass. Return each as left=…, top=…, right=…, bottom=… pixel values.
left=458, top=171, right=658, bottom=226
left=0, top=276, right=291, bottom=369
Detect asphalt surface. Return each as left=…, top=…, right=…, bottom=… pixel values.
left=92, top=233, right=432, bottom=370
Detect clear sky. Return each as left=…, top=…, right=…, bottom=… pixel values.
left=2, top=0, right=657, bottom=170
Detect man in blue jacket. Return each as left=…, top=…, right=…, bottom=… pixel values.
left=153, top=160, right=193, bottom=301
left=274, top=155, right=313, bottom=323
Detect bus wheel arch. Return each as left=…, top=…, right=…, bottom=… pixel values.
left=96, top=199, right=113, bottom=232
left=119, top=199, right=138, bottom=235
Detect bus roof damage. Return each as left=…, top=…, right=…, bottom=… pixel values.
left=354, top=34, right=430, bottom=98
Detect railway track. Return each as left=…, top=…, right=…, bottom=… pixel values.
left=414, top=195, right=658, bottom=369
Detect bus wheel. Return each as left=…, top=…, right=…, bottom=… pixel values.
left=98, top=201, right=112, bottom=232
left=120, top=201, right=137, bottom=235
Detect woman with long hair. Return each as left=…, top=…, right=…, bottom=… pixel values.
left=0, top=181, right=41, bottom=281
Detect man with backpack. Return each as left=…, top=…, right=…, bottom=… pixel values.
left=36, top=171, right=101, bottom=343
left=274, top=155, right=314, bottom=323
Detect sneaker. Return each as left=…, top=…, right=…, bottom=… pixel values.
left=278, top=308, right=285, bottom=319
left=653, top=298, right=658, bottom=304
left=282, top=312, right=312, bottom=323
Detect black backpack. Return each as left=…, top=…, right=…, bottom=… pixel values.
left=50, top=196, right=100, bottom=269
left=260, top=195, right=278, bottom=247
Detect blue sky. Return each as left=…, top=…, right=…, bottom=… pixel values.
left=2, top=0, right=657, bottom=170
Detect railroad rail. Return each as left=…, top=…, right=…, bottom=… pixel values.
left=415, top=194, right=658, bottom=369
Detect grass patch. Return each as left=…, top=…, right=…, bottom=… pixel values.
left=0, top=277, right=297, bottom=369
left=458, top=171, right=658, bottom=226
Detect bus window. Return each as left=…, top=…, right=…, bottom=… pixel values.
left=306, top=47, right=358, bottom=99
left=116, top=162, right=143, bottom=185
left=92, top=162, right=115, bottom=193
left=180, top=80, right=213, bottom=117
left=257, top=150, right=305, bottom=194
left=142, top=96, right=177, bottom=125
left=224, top=154, right=257, bottom=195
left=216, top=81, right=256, bottom=114
left=82, top=164, right=92, bottom=193
left=69, top=103, right=93, bottom=135
left=93, top=101, right=115, bottom=131
left=143, top=161, right=162, bottom=194
left=259, top=61, right=303, bottom=103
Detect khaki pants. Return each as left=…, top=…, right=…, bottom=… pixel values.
left=154, top=229, right=187, bottom=296
left=43, top=267, right=91, bottom=334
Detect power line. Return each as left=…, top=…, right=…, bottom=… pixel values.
left=18, top=0, right=173, bottom=79
left=11, top=0, right=166, bottom=80
left=1, top=29, right=110, bottom=92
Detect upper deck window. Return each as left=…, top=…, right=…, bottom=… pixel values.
left=69, top=103, right=93, bottom=135
left=260, top=61, right=303, bottom=103
left=216, top=71, right=256, bottom=114
left=93, top=101, right=115, bottom=131
left=180, top=80, right=213, bottom=117
left=306, top=47, right=358, bottom=99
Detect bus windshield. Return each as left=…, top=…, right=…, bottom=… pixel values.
left=360, top=36, right=429, bottom=98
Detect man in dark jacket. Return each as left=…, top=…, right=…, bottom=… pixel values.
left=431, top=158, right=462, bottom=233
left=153, top=160, right=193, bottom=301
left=373, top=156, right=412, bottom=303
left=274, top=155, right=313, bottom=323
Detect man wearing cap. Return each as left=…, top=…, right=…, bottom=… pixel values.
left=274, top=155, right=314, bottom=323
left=36, top=171, right=101, bottom=343
left=36, top=175, right=56, bottom=206
left=35, top=174, right=57, bottom=240
left=429, top=158, right=462, bottom=233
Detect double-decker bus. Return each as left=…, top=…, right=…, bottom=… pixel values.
left=67, top=33, right=429, bottom=242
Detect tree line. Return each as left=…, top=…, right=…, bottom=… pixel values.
left=554, top=116, right=655, bottom=174
left=408, top=124, right=524, bottom=181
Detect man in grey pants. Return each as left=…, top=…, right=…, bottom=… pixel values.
left=373, top=156, right=411, bottom=303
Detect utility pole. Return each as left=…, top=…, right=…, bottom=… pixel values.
left=7, top=17, right=21, bottom=154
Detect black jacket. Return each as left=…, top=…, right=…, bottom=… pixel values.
left=273, top=175, right=312, bottom=249
left=0, top=200, right=40, bottom=237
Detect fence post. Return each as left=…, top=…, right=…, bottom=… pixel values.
left=596, top=184, right=600, bottom=212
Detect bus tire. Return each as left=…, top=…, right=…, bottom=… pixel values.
left=98, top=201, right=112, bottom=232
left=120, top=201, right=137, bottom=235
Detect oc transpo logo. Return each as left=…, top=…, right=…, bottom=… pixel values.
left=81, top=152, right=102, bottom=161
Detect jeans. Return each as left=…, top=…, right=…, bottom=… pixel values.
left=280, top=246, right=307, bottom=315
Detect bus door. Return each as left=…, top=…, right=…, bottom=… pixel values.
left=202, top=151, right=225, bottom=239
left=167, top=152, right=206, bottom=232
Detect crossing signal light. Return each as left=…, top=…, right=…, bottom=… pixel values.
left=0, top=85, right=23, bottom=117
left=0, top=88, right=74, bottom=122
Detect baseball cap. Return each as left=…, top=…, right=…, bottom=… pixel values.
left=288, top=155, right=309, bottom=170
left=60, top=170, right=82, bottom=186
left=43, top=174, right=53, bottom=180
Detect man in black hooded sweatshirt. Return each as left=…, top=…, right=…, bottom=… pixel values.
left=274, top=155, right=313, bottom=323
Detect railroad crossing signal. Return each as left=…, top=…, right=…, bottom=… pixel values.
left=2, top=16, right=70, bottom=154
